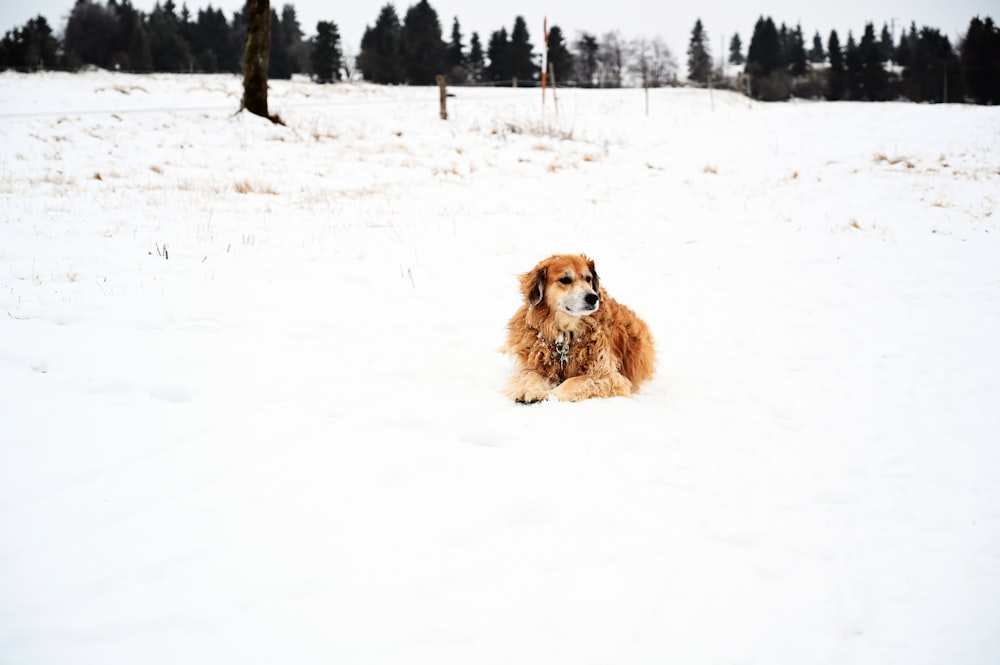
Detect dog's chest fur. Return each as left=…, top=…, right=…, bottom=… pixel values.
left=528, top=324, right=606, bottom=382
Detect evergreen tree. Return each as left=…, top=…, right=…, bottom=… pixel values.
left=901, top=26, right=962, bottom=102
left=895, top=23, right=918, bottom=69
left=0, top=15, right=60, bottom=71
left=64, top=0, right=121, bottom=69
left=728, top=33, right=744, bottom=65
left=268, top=7, right=293, bottom=78
left=746, top=16, right=782, bottom=78
left=808, top=31, right=825, bottom=63
left=858, top=22, right=890, bottom=100
left=879, top=23, right=893, bottom=63
left=686, top=18, right=711, bottom=82
left=467, top=31, right=484, bottom=82
left=358, top=4, right=403, bottom=84
left=192, top=6, right=233, bottom=72
left=400, top=0, right=444, bottom=84
left=574, top=32, right=598, bottom=87
left=826, top=30, right=845, bottom=100
left=545, top=25, right=573, bottom=83
left=787, top=24, right=807, bottom=75
left=311, top=19, right=341, bottom=83
left=484, top=28, right=509, bottom=82
left=844, top=32, right=862, bottom=99
left=148, top=0, right=192, bottom=71
left=445, top=16, right=466, bottom=79
left=509, top=16, right=535, bottom=82
left=961, top=16, right=1000, bottom=104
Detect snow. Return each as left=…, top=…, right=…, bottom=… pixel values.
left=1, top=70, right=999, bottom=664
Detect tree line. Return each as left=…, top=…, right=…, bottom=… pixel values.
left=722, top=15, right=1000, bottom=104
left=1, top=0, right=998, bottom=104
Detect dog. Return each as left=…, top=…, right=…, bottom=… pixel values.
left=502, top=254, right=655, bottom=403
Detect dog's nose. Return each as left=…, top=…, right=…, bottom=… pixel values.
left=585, top=293, right=599, bottom=307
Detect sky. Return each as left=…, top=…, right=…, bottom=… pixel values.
left=2, top=0, right=996, bottom=65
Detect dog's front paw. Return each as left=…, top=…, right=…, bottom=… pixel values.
left=506, top=373, right=553, bottom=404
left=514, top=392, right=549, bottom=404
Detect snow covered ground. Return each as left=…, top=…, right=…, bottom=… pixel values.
left=1, top=71, right=999, bottom=664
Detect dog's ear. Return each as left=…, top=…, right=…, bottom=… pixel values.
left=587, top=258, right=600, bottom=292
left=520, top=267, right=546, bottom=307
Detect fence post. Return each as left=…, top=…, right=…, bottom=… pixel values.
left=436, top=74, right=447, bottom=120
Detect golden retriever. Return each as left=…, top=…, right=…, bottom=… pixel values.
left=502, top=254, right=655, bottom=403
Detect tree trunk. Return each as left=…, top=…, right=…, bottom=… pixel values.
left=242, top=0, right=270, bottom=119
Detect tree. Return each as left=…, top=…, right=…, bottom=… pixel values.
left=728, top=33, right=744, bottom=65
left=485, top=28, right=510, bottom=82
left=545, top=25, right=573, bottom=83
left=0, top=15, right=60, bottom=71
left=241, top=0, right=271, bottom=119
left=508, top=16, right=535, bottom=83
left=786, top=24, right=807, bottom=76
left=358, top=4, right=403, bottom=84
left=148, top=0, right=192, bottom=72
left=826, top=30, right=846, bottom=100
left=844, top=32, right=862, bottom=99
left=445, top=16, right=466, bottom=81
left=687, top=18, right=711, bottom=82
left=597, top=30, right=625, bottom=87
left=64, top=0, right=120, bottom=69
left=574, top=32, right=598, bottom=87
left=746, top=16, right=782, bottom=78
left=808, top=31, right=825, bottom=64
left=630, top=36, right=676, bottom=87
left=858, top=22, right=890, bottom=100
left=311, top=20, right=341, bottom=83
left=400, top=0, right=444, bottom=84
left=467, top=31, right=484, bottom=82
left=901, top=26, right=962, bottom=102
left=879, top=23, right=893, bottom=63
left=961, top=16, right=1000, bottom=104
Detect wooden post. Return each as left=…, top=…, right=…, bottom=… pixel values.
left=436, top=74, right=447, bottom=120
left=548, top=62, right=559, bottom=116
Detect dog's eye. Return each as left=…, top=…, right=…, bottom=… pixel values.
left=559, top=276, right=572, bottom=285
left=585, top=275, right=592, bottom=283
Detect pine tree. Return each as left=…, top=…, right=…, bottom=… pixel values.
left=485, top=28, right=509, bottom=82
left=358, top=4, right=403, bottom=84
left=0, top=15, right=60, bottom=71
left=728, top=33, right=744, bottom=65
left=311, top=20, right=341, bottom=83
left=545, top=25, right=573, bottom=83
left=445, top=16, right=466, bottom=78
left=826, top=30, right=845, bottom=100
left=686, top=18, right=711, bottom=82
left=787, top=24, right=807, bottom=75
left=902, top=26, right=962, bottom=102
left=858, top=23, right=890, bottom=100
left=808, top=31, right=825, bottom=63
left=879, top=23, right=893, bottom=63
left=746, top=16, right=782, bottom=78
left=844, top=32, right=862, bottom=99
left=509, top=16, right=535, bottom=83
left=467, top=31, right=484, bottom=82
left=961, top=16, right=1000, bottom=104
left=400, top=0, right=444, bottom=84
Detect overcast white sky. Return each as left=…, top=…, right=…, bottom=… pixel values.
left=3, top=0, right=995, bottom=66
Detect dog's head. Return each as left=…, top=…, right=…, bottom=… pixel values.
left=519, top=254, right=600, bottom=317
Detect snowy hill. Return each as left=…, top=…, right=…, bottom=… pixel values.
left=1, top=71, right=999, bottom=664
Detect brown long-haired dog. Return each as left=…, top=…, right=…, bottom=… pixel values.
left=502, top=254, right=655, bottom=403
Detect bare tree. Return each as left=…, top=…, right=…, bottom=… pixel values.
left=630, top=36, right=677, bottom=87
left=596, top=30, right=625, bottom=87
